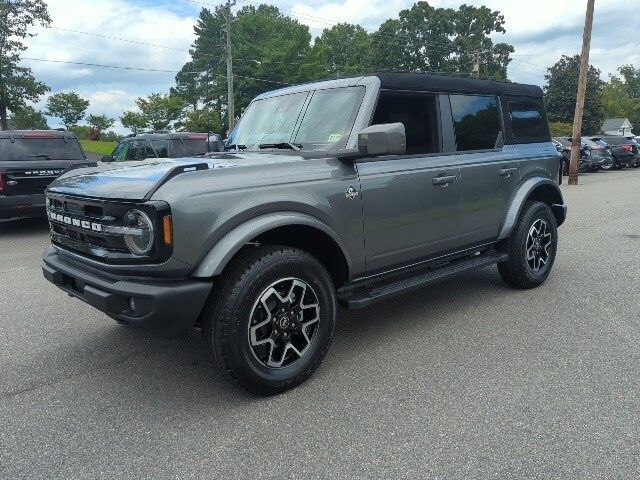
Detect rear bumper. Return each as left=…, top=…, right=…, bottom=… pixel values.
left=42, top=246, right=213, bottom=338
left=0, top=193, right=45, bottom=219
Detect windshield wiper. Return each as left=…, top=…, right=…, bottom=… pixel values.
left=258, top=142, right=301, bottom=151
left=223, top=144, right=247, bottom=151
left=28, top=154, right=51, bottom=160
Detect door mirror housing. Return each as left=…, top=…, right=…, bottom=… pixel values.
left=101, top=155, right=112, bottom=163
left=207, top=134, right=224, bottom=152
left=357, top=123, right=406, bottom=156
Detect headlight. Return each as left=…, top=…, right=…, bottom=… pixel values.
left=123, top=209, right=154, bottom=255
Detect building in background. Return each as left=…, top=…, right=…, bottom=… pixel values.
left=601, top=118, right=633, bottom=136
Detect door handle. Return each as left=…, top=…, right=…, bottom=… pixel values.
left=498, top=167, right=517, bottom=178
left=432, top=175, right=458, bottom=186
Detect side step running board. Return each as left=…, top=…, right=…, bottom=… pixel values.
left=338, top=252, right=508, bottom=309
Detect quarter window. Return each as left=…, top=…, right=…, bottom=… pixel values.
left=450, top=95, right=502, bottom=151
left=508, top=98, right=548, bottom=141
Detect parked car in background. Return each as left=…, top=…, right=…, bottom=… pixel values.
left=623, top=136, right=640, bottom=167
left=587, top=136, right=635, bottom=169
left=1, top=130, right=89, bottom=220
left=552, top=137, right=602, bottom=173
left=101, top=132, right=223, bottom=163
left=582, top=137, right=615, bottom=171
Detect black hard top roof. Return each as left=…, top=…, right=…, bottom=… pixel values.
left=127, top=131, right=210, bottom=139
left=0, top=129, right=77, bottom=139
left=375, top=72, right=544, bottom=97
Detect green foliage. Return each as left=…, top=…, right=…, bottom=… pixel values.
left=46, top=91, right=90, bottom=129
left=80, top=139, right=117, bottom=156
left=370, top=2, right=513, bottom=80
left=135, top=93, right=184, bottom=130
left=0, top=0, right=51, bottom=129
left=548, top=122, right=573, bottom=137
left=120, top=110, right=147, bottom=133
left=69, top=124, right=91, bottom=140
left=310, top=24, right=373, bottom=77
left=11, top=105, right=48, bottom=129
left=602, top=65, right=640, bottom=134
left=101, top=131, right=122, bottom=142
left=87, top=113, right=114, bottom=132
left=544, top=55, right=605, bottom=135
left=180, top=107, right=224, bottom=134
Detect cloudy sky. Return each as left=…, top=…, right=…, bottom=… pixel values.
left=22, top=0, right=640, bottom=132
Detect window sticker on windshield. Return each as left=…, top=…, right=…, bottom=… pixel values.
left=328, top=133, right=342, bottom=142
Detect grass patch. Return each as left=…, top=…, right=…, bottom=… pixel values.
left=80, top=140, right=117, bottom=156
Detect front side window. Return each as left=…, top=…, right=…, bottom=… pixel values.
left=293, top=87, right=364, bottom=150
left=508, top=98, right=548, bottom=141
left=126, top=140, right=147, bottom=161
left=450, top=95, right=502, bottom=151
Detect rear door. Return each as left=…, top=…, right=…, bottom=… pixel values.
left=451, top=94, right=519, bottom=246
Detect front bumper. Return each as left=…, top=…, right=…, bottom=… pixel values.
left=0, top=193, right=45, bottom=219
left=42, top=246, right=212, bottom=338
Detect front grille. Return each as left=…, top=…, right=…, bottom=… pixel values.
left=46, top=193, right=172, bottom=264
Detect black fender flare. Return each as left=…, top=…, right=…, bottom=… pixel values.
left=497, top=177, right=566, bottom=241
left=193, top=211, right=352, bottom=278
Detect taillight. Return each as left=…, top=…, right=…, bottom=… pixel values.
left=622, top=144, right=633, bottom=153
left=0, top=171, right=4, bottom=193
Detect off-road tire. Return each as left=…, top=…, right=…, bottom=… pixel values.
left=201, top=246, right=337, bottom=395
left=498, top=201, right=558, bottom=289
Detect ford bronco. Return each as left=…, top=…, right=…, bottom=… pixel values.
left=1, top=130, right=88, bottom=220
left=42, top=73, right=566, bottom=394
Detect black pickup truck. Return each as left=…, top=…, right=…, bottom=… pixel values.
left=0, top=130, right=89, bottom=220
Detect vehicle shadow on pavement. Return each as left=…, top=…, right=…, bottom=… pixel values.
left=0, top=215, right=49, bottom=237
left=53, top=267, right=508, bottom=404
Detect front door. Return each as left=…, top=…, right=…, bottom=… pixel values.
left=357, top=154, right=461, bottom=272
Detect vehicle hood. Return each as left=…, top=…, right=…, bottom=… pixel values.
left=46, top=153, right=302, bottom=200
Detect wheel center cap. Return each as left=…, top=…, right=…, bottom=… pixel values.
left=279, top=317, right=290, bottom=329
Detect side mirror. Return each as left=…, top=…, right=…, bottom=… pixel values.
left=101, top=155, right=112, bottom=163
left=357, top=123, right=406, bottom=156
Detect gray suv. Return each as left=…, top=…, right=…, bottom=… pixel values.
left=42, top=73, right=566, bottom=394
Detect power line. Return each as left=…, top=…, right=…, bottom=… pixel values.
left=20, top=57, right=290, bottom=84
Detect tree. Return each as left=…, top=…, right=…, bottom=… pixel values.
left=544, top=55, right=605, bottom=134
left=0, top=0, right=51, bottom=130
left=370, top=2, right=513, bottom=79
left=310, top=24, right=373, bottom=77
left=180, top=5, right=313, bottom=125
left=549, top=121, right=573, bottom=136
left=120, top=110, right=147, bottom=133
left=87, top=113, right=114, bottom=133
left=135, top=93, right=184, bottom=130
left=602, top=65, right=640, bottom=133
left=179, top=107, right=224, bottom=134
left=46, top=91, right=89, bottom=129
left=171, top=61, right=201, bottom=112
left=11, top=104, right=47, bottom=129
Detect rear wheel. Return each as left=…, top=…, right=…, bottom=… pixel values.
left=498, top=201, right=558, bottom=289
left=202, top=246, right=337, bottom=395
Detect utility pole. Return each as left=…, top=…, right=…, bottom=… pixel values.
left=225, top=0, right=236, bottom=134
left=568, top=0, right=595, bottom=185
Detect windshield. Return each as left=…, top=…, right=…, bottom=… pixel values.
left=227, top=86, right=364, bottom=151
left=1, top=137, right=84, bottom=161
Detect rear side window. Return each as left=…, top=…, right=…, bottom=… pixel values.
left=507, top=98, right=548, bottom=142
left=450, top=95, right=502, bottom=151
left=0, top=137, right=84, bottom=161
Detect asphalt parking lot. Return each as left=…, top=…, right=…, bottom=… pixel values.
left=1, top=169, right=639, bottom=479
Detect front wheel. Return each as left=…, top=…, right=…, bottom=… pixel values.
left=202, top=246, right=337, bottom=395
left=498, top=201, right=558, bottom=289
